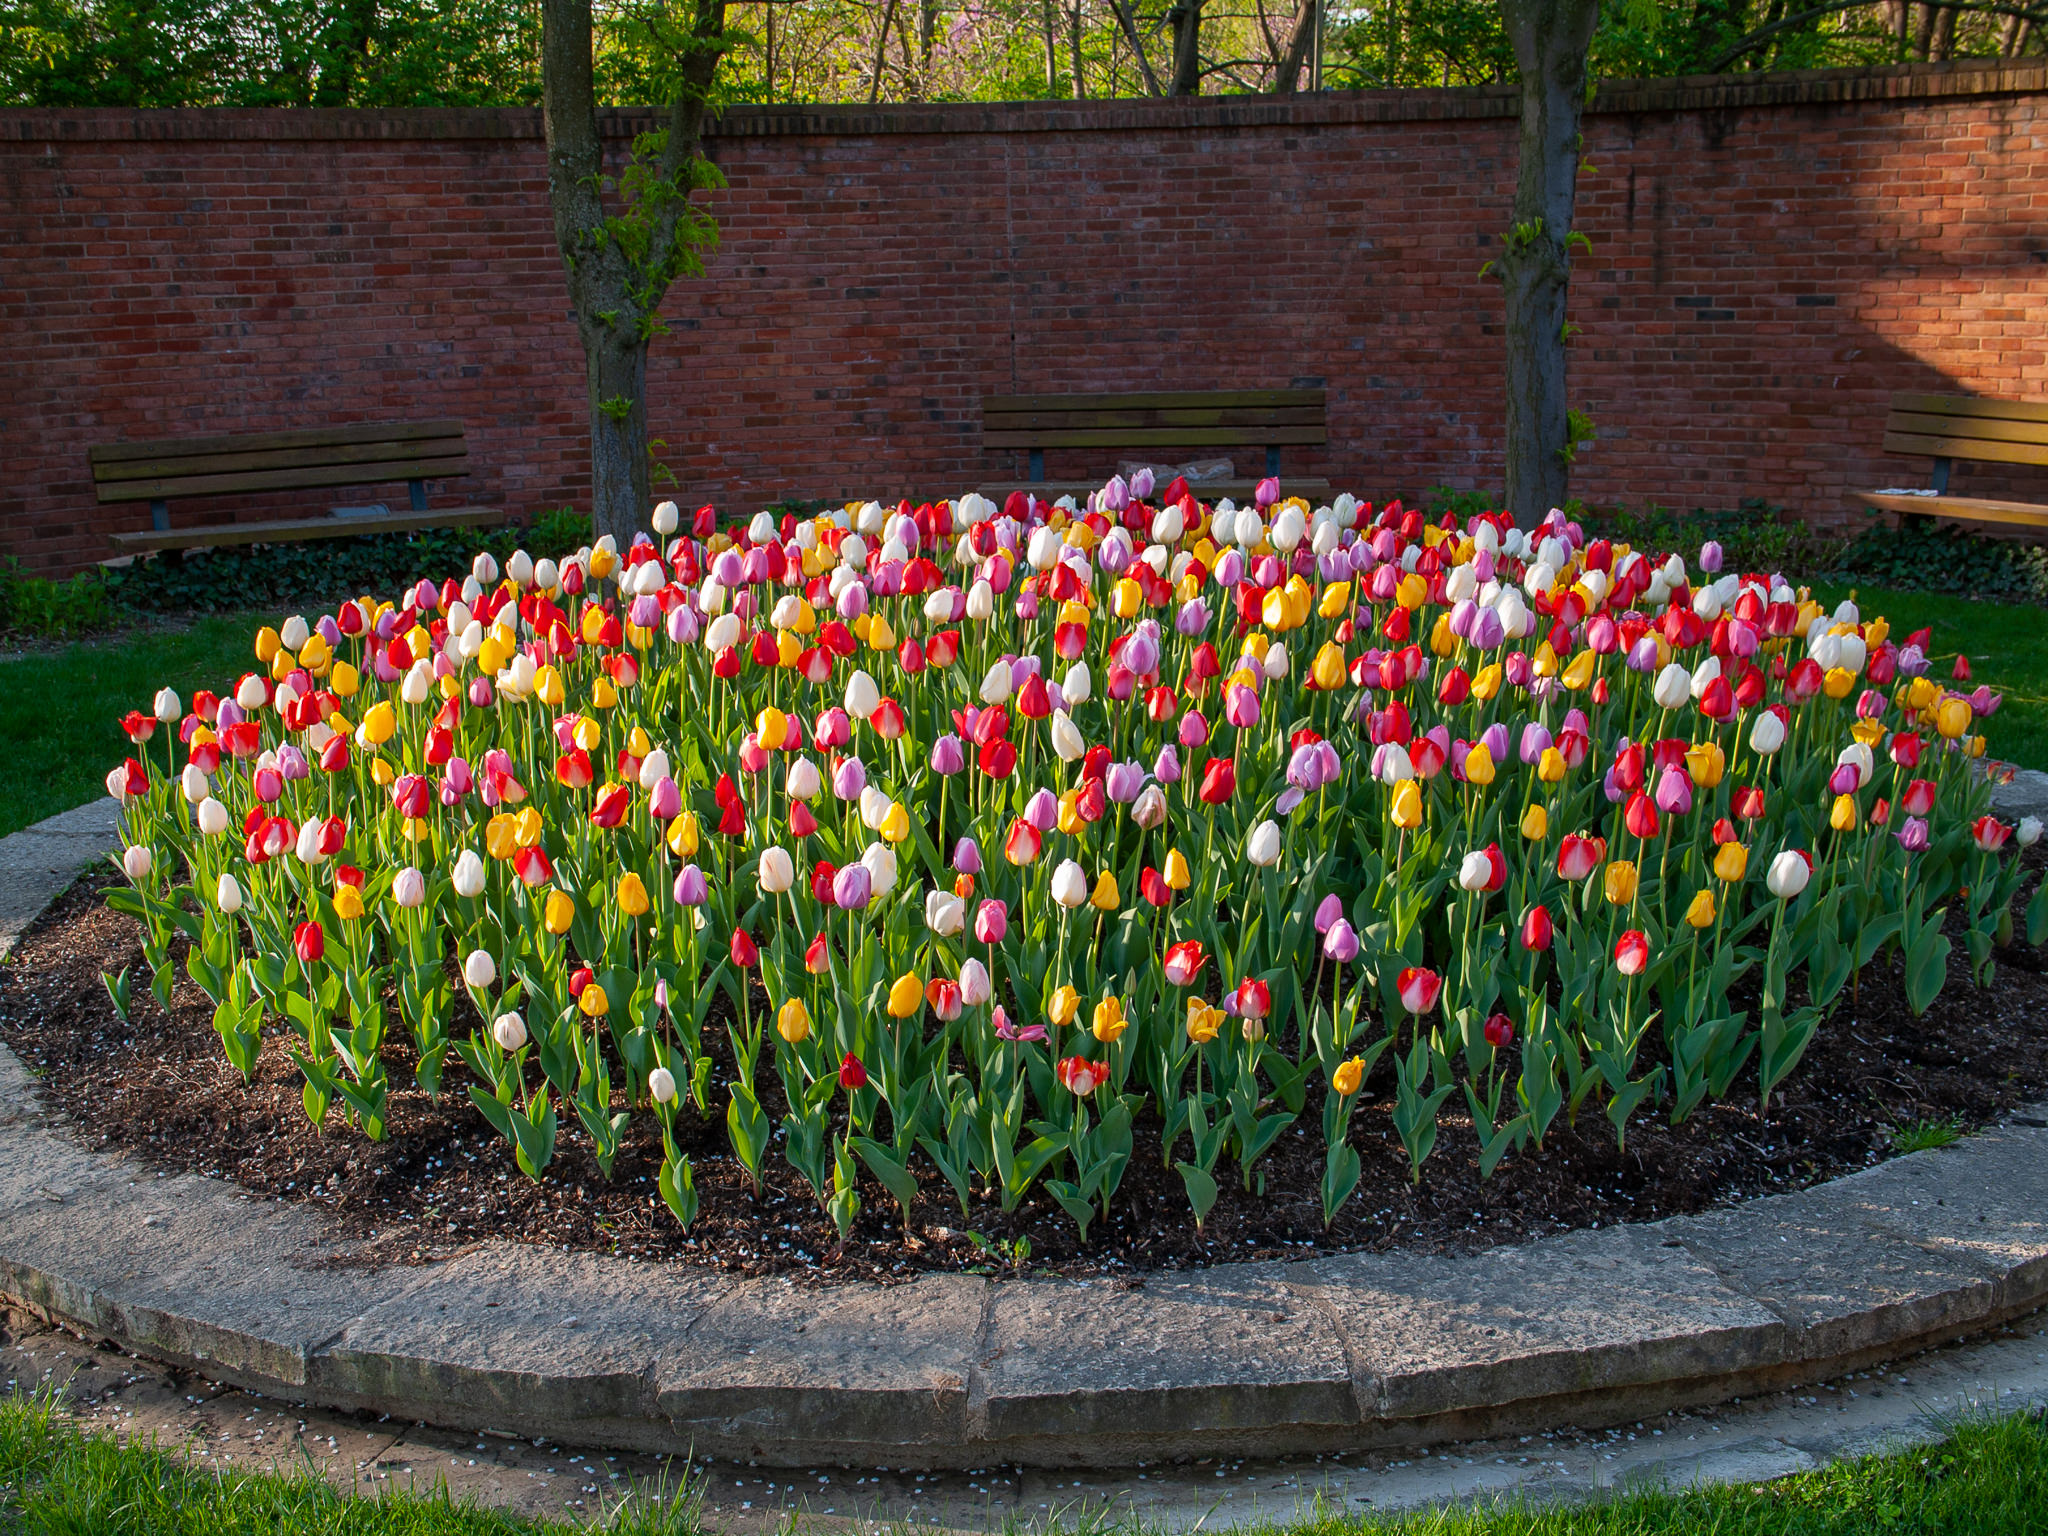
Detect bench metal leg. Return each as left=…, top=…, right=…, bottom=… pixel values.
left=1265, top=446, right=1281, bottom=477
left=150, top=499, right=169, bottom=532
left=1931, top=457, right=1952, bottom=496
left=408, top=479, right=429, bottom=512
left=1028, top=450, right=1044, bottom=484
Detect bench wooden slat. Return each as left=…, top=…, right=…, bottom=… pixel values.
left=982, top=407, right=1328, bottom=432
left=1888, top=392, right=2048, bottom=425
left=985, top=427, right=1328, bottom=451
left=108, top=506, right=513, bottom=554
left=983, top=389, right=1323, bottom=413
left=96, top=455, right=473, bottom=505
left=93, top=437, right=468, bottom=487
left=978, top=477, right=1333, bottom=504
left=1855, top=491, right=2048, bottom=531
left=1885, top=412, right=2048, bottom=448
left=89, top=420, right=466, bottom=466
left=1881, top=431, right=2048, bottom=470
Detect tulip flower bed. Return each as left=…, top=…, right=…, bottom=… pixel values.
left=88, top=481, right=2048, bottom=1253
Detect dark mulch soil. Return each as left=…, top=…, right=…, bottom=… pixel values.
left=3, top=867, right=2046, bottom=1287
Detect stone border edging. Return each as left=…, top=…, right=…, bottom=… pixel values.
left=3, top=804, right=2046, bottom=1468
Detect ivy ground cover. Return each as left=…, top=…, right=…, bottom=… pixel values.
left=98, top=479, right=2047, bottom=1243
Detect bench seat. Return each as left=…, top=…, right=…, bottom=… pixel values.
left=1853, top=394, right=2048, bottom=531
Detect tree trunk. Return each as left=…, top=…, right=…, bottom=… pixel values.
left=1497, top=0, right=1599, bottom=525
left=540, top=0, right=726, bottom=551
left=1071, top=0, right=1087, bottom=95
left=1273, top=0, right=1316, bottom=92
left=1168, top=1, right=1204, bottom=94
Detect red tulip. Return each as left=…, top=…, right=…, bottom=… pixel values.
left=319, top=735, right=351, bottom=773
left=118, top=757, right=150, bottom=797
left=1953, top=653, right=1972, bottom=682
left=1614, top=929, right=1650, bottom=976
left=1890, top=732, right=1923, bottom=768
left=1198, top=756, right=1237, bottom=805
left=391, top=773, right=431, bottom=819
left=1004, top=818, right=1043, bottom=865
left=1901, top=778, right=1937, bottom=816
left=838, top=1051, right=868, bottom=1090
left=976, top=739, right=1018, bottom=779
left=730, top=928, right=759, bottom=968
left=555, top=749, right=593, bottom=789
left=315, top=815, right=346, bottom=857
left=1056, top=1056, right=1110, bottom=1097
left=512, top=844, right=553, bottom=888
left=1973, top=815, right=2011, bottom=852
left=1396, top=966, right=1442, bottom=1014
left=1731, top=785, right=1766, bottom=820
left=1623, top=792, right=1661, bottom=840
left=1520, top=904, right=1553, bottom=952
left=805, top=932, right=832, bottom=975
left=1483, top=1013, right=1514, bottom=1049
left=1556, top=833, right=1605, bottom=882
left=872, top=698, right=908, bottom=740
left=121, top=710, right=155, bottom=743
left=717, top=799, right=746, bottom=837
left=1162, top=940, right=1207, bottom=987
left=1233, top=977, right=1272, bottom=1019
left=589, top=783, right=631, bottom=827
left=1140, top=866, right=1173, bottom=907
left=293, top=920, right=325, bottom=964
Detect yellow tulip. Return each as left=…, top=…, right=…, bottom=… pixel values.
left=588, top=545, right=615, bottom=579
left=567, top=715, right=598, bottom=751
left=1310, top=642, right=1347, bottom=692
left=1241, top=632, right=1271, bottom=664
left=1520, top=801, right=1549, bottom=841
left=755, top=709, right=788, bottom=751
left=1164, top=849, right=1191, bottom=890
left=1830, top=793, right=1858, bottom=831
left=331, top=661, right=360, bottom=699
left=788, top=599, right=817, bottom=635
left=1714, top=841, right=1749, bottom=882
left=1395, top=572, right=1427, bottom=610
left=1531, top=641, right=1558, bottom=678
left=1685, top=740, right=1725, bottom=789
left=1936, top=698, right=1972, bottom=739
left=880, top=802, right=911, bottom=844
left=1464, top=743, right=1497, bottom=787
left=1186, top=998, right=1222, bottom=1044
left=580, top=605, right=608, bottom=644
left=578, top=982, right=609, bottom=1018
left=1331, top=1056, right=1364, bottom=1096
left=544, top=889, right=575, bottom=935
left=887, top=972, right=924, bottom=1018
left=477, top=635, right=510, bottom=675
left=618, top=872, right=650, bottom=916
left=777, top=997, right=812, bottom=1044
left=1850, top=718, right=1885, bottom=747
left=1603, top=861, right=1639, bottom=905
left=775, top=631, right=801, bottom=667
left=1561, top=649, right=1597, bottom=691
left=254, top=626, right=281, bottom=664
left=1822, top=666, right=1855, bottom=700
left=667, top=812, right=700, bottom=857
left=1429, top=611, right=1458, bottom=657
left=867, top=614, right=897, bottom=651
left=1091, top=996, right=1127, bottom=1043
left=1685, top=889, right=1716, bottom=928
left=1471, top=662, right=1502, bottom=701
left=401, top=816, right=432, bottom=843
left=1390, top=779, right=1423, bottom=829
left=591, top=675, right=619, bottom=709
left=486, top=813, right=519, bottom=861
left=535, top=665, right=565, bottom=707
left=1047, top=985, right=1080, bottom=1028
left=267, top=647, right=295, bottom=683
left=333, top=884, right=364, bottom=921
left=1258, top=586, right=1289, bottom=631
left=362, top=701, right=397, bottom=746
left=625, top=724, right=651, bottom=758
left=514, top=808, right=544, bottom=848
left=370, top=758, right=395, bottom=787
left=1537, top=747, right=1567, bottom=783
left=1317, top=582, right=1351, bottom=620
left=1114, top=578, right=1143, bottom=620
left=298, top=633, right=331, bottom=671
left=1089, top=872, right=1119, bottom=911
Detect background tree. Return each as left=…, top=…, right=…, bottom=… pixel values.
left=539, top=0, right=728, bottom=549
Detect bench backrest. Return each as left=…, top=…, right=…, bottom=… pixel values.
left=981, top=389, right=1327, bottom=453
left=89, top=421, right=469, bottom=505
left=1883, top=393, right=2048, bottom=470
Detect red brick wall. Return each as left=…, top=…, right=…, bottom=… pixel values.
left=3, top=62, right=2046, bottom=573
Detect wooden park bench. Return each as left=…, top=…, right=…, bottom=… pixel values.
left=1853, top=392, right=2048, bottom=534
left=93, top=420, right=512, bottom=555
left=977, top=388, right=1332, bottom=506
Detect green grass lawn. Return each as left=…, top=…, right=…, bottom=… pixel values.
left=1814, top=585, right=2048, bottom=773
left=3, top=1389, right=2045, bottom=1534
left=0, top=613, right=269, bottom=839
left=0, top=584, right=2039, bottom=845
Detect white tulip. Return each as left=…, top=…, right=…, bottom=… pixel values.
left=1766, top=851, right=1811, bottom=899
left=235, top=674, right=267, bottom=709
left=464, top=950, right=497, bottom=989
left=704, top=613, right=741, bottom=653
left=1153, top=504, right=1185, bottom=544
left=1211, top=509, right=1238, bottom=547
left=1132, top=784, right=1167, bottom=829
left=1235, top=515, right=1265, bottom=551
left=1027, top=526, right=1064, bottom=571
left=1689, top=655, right=1722, bottom=700
left=1652, top=663, right=1693, bottom=711
left=924, top=889, right=966, bottom=936
left=1050, top=859, right=1088, bottom=908
left=105, top=766, right=130, bottom=801
left=1269, top=506, right=1305, bottom=554
left=1692, top=585, right=1722, bottom=621
left=121, top=845, right=152, bottom=881
left=758, top=845, right=795, bottom=895
left=651, top=500, right=679, bottom=536
left=1050, top=711, right=1085, bottom=763
left=1837, top=742, right=1874, bottom=789
left=638, top=748, right=671, bottom=790
left=1837, top=633, right=1867, bottom=675
left=153, top=687, right=182, bottom=722
left=2019, top=817, right=2043, bottom=848
left=1246, top=820, right=1282, bottom=868
left=491, top=1010, right=527, bottom=1051
left=393, top=867, right=427, bottom=908
left=860, top=842, right=898, bottom=897
left=506, top=550, right=534, bottom=587
left=533, top=557, right=559, bottom=590
left=280, top=615, right=309, bottom=650
left=1262, top=642, right=1290, bottom=681
left=786, top=757, right=822, bottom=801
left=844, top=669, right=880, bottom=721
left=859, top=784, right=890, bottom=831
left=1062, top=662, right=1093, bottom=706
left=272, top=682, right=299, bottom=718
left=196, top=796, right=229, bottom=836
left=648, top=1066, right=678, bottom=1104
left=1310, top=519, right=1340, bottom=558
left=295, top=820, right=325, bottom=865
left=181, top=763, right=210, bottom=804
left=401, top=661, right=433, bottom=706
left=215, top=873, right=243, bottom=914
left=965, top=580, right=995, bottom=622
left=452, top=848, right=487, bottom=897
left=1750, top=711, right=1787, bottom=756
left=472, top=551, right=500, bottom=585
left=771, top=594, right=804, bottom=629
left=1375, top=744, right=1415, bottom=785
left=1444, top=563, right=1477, bottom=605
left=979, top=660, right=1012, bottom=704
left=748, top=510, right=778, bottom=545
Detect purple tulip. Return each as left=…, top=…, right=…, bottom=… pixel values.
left=316, top=615, right=342, bottom=646
left=1254, top=476, right=1279, bottom=509
left=649, top=775, right=682, bottom=819
left=1653, top=765, right=1694, bottom=816
left=1098, top=536, right=1132, bottom=577
left=1519, top=722, right=1553, bottom=765
left=1276, top=785, right=1306, bottom=817
left=835, top=582, right=868, bottom=621
left=1626, top=635, right=1661, bottom=673
left=666, top=605, right=700, bottom=645
left=1154, top=744, right=1182, bottom=784
left=1123, top=630, right=1160, bottom=677
left=1827, top=761, right=1860, bottom=796
left=1449, top=599, right=1478, bottom=640
left=1896, top=816, right=1930, bottom=852
left=1014, top=587, right=1040, bottom=622
left=1699, top=540, right=1724, bottom=574
left=1323, top=919, right=1361, bottom=962
left=1130, top=466, right=1156, bottom=500
left=1224, top=684, right=1261, bottom=730
left=952, top=837, right=982, bottom=875
left=1213, top=549, right=1245, bottom=589
left=673, top=864, right=708, bottom=905
left=1022, top=788, right=1058, bottom=832
left=931, top=734, right=966, bottom=775
left=833, top=757, right=867, bottom=800
left=1253, top=554, right=1283, bottom=589
left=1313, top=893, right=1344, bottom=934
left=1480, top=721, right=1510, bottom=763
left=713, top=549, right=744, bottom=587
left=1503, top=650, right=1534, bottom=689
left=1105, top=761, right=1145, bottom=803
left=629, top=593, right=662, bottom=628
left=831, top=864, right=873, bottom=911
left=1178, top=709, right=1210, bottom=748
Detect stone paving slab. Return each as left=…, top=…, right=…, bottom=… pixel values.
left=5, top=802, right=2048, bottom=1467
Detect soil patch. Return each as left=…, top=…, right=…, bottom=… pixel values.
left=4, top=870, right=2047, bottom=1285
